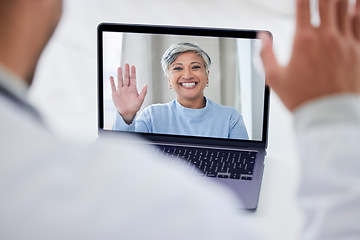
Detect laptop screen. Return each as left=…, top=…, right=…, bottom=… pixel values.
left=98, top=23, right=270, bottom=148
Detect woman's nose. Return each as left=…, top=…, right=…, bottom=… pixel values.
left=182, top=68, right=193, bottom=80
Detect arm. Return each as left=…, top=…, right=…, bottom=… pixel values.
left=295, top=95, right=360, bottom=239
left=112, top=108, right=151, bottom=133
left=260, top=0, right=360, bottom=239
left=112, top=111, right=136, bottom=131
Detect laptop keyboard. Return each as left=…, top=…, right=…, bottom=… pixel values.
left=154, top=145, right=256, bottom=181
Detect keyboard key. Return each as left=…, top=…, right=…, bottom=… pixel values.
left=218, top=174, right=229, bottom=179
left=230, top=173, right=241, bottom=179
left=207, top=172, right=217, bottom=177
left=207, top=166, right=217, bottom=172
left=241, top=176, right=252, bottom=181
left=217, top=167, right=228, bottom=173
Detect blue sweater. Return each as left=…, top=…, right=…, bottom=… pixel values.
left=113, top=98, right=249, bottom=140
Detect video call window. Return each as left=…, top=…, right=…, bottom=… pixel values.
left=102, top=32, right=265, bottom=141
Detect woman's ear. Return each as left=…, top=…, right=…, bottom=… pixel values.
left=168, top=77, right=172, bottom=89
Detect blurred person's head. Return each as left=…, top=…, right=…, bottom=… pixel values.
left=0, top=0, right=63, bottom=85
left=161, top=42, right=211, bottom=108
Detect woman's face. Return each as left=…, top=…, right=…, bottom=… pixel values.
left=167, top=51, right=209, bottom=107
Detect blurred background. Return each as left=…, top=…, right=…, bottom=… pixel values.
left=28, top=0, right=303, bottom=239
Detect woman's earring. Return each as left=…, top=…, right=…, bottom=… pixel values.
left=206, top=83, right=209, bottom=87
left=169, top=85, right=173, bottom=89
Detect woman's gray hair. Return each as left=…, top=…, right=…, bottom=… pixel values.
left=161, top=42, right=211, bottom=77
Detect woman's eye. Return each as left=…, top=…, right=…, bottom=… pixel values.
left=192, top=65, right=201, bottom=70
left=173, top=67, right=182, bottom=71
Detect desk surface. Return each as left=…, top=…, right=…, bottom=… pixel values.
left=246, top=155, right=303, bottom=239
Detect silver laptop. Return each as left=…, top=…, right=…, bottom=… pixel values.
left=97, top=23, right=271, bottom=210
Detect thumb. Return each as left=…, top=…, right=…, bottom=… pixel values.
left=258, top=32, right=280, bottom=88
left=139, top=84, right=148, bottom=102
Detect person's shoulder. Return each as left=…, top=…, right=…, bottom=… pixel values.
left=207, top=99, right=239, bottom=114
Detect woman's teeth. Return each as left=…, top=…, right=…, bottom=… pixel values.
left=181, top=82, right=196, bottom=87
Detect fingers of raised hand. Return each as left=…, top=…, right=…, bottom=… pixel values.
left=318, top=0, right=338, bottom=31
left=296, top=0, right=312, bottom=30
left=110, top=67, right=123, bottom=92
left=351, top=0, right=360, bottom=40
left=318, top=0, right=355, bottom=37
left=111, top=64, right=138, bottom=91
left=121, top=64, right=137, bottom=88
left=259, top=32, right=280, bottom=88
left=130, top=65, right=137, bottom=87
left=123, top=64, right=130, bottom=87
left=336, top=0, right=350, bottom=35
left=110, top=76, right=116, bottom=92
left=116, top=66, right=124, bottom=88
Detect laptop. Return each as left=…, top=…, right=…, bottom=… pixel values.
left=97, top=23, right=271, bottom=210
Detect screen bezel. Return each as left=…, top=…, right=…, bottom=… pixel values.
left=98, top=23, right=271, bottom=149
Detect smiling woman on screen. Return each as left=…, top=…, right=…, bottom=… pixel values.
left=110, top=42, right=248, bottom=140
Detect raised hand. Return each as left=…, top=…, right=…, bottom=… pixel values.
left=110, top=64, right=148, bottom=124
left=260, top=0, right=360, bottom=111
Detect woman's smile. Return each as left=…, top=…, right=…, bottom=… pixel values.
left=179, top=82, right=198, bottom=88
